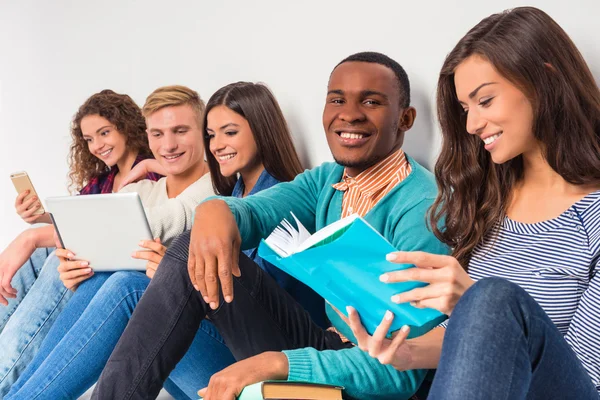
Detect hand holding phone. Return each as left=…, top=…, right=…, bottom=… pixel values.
left=11, top=171, right=49, bottom=224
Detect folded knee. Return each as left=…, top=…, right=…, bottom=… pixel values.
left=165, top=230, right=192, bottom=262
left=459, top=277, right=527, bottom=314
left=104, top=271, right=150, bottom=293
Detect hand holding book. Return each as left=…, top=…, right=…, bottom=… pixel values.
left=381, top=251, right=475, bottom=315
left=259, top=214, right=448, bottom=338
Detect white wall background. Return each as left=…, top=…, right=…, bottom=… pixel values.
left=1, top=0, right=599, bottom=250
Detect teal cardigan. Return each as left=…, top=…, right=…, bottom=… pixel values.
left=208, top=156, right=449, bottom=400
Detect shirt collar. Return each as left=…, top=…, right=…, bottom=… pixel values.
left=332, top=148, right=407, bottom=196
left=232, top=168, right=280, bottom=198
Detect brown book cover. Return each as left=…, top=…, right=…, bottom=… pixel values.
left=261, top=381, right=343, bottom=400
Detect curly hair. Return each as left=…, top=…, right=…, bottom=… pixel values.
left=68, top=90, right=151, bottom=193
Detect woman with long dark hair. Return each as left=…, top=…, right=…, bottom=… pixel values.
left=348, top=7, right=600, bottom=398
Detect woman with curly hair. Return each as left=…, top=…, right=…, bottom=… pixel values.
left=14, top=89, right=159, bottom=225
left=0, top=89, right=160, bottom=395
left=347, top=7, right=600, bottom=399
left=68, top=89, right=160, bottom=194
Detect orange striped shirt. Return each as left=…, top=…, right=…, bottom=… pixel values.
left=328, top=148, right=411, bottom=342
left=332, top=148, right=412, bottom=218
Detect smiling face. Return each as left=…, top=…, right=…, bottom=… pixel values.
left=323, top=61, right=407, bottom=176
left=206, top=105, right=260, bottom=179
left=80, top=114, right=130, bottom=168
left=145, top=104, right=205, bottom=177
left=454, top=55, right=537, bottom=164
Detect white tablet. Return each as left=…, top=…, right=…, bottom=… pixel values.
left=46, top=192, right=153, bottom=271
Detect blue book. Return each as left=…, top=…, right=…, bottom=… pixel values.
left=258, top=214, right=447, bottom=338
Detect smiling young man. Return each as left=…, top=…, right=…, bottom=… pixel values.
left=92, top=53, right=449, bottom=400
left=116, top=85, right=213, bottom=242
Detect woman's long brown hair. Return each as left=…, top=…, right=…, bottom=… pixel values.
left=202, top=82, right=304, bottom=195
left=430, top=7, right=600, bottom=268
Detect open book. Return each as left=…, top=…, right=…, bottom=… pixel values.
left=265, top=213, right=359, bottom=257
left=259, top=213, right=447, bottom=337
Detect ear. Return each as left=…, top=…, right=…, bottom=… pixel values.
left=398, top=106, right=417, bottom=132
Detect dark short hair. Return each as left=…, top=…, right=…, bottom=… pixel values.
left=336, top=51, right=411, bottom=108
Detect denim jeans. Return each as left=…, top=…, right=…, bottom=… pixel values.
left=92, top=230, right=351, bottom=399
left=0, top=247, right=53, bottom=332
left=7, top=270, right=236, bottom=400
left=0, top=248, right=73, bottom=397
left=428, top=277, right=599, bottom=400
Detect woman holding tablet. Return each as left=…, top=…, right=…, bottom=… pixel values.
left=0, top=90, right=160, bottom=395
left=6, top=82, right=323, bottom=400
left=347, top=7, right=600, bottom=398
left=6, top=84, right=215, bottom=400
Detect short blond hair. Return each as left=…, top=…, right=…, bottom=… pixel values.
left=142, top=85, right=205, bottom=127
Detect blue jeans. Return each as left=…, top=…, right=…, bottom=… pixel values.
left=0, top=247, right=53, bottom=332
left=7, top=271, right=236, bottom=400
left=0, top=248, right=73, bottom=397
left=429, top=277, right=599, bottom=400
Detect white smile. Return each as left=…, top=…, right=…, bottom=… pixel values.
left=163, top=153, right=184, bottom=160
left=339, top=132, right=367, bottom=140
left=483, top=133, right=502, bottom=145
left=218, top=153, right=237, bottom=161
left=98, top=148, right=113, bottom=157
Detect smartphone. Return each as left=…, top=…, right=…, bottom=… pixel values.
left=10, top=171, right=45, bottom=215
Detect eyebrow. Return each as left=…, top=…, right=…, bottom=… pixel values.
left=95, top=125, right=112, bottom=134
left=171, top=124, right=191, bottom=131
left=219, top=122, right=239, bottom=130
left=468, top=82, right=498, bottom=99
left=326, top=89, right=389, bottom=100
left=362, top=90, right=389, bottom=100
left=206, top=122, right=240, bottom=133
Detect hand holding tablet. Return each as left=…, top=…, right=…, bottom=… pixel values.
left=46, top=193, right=154, bottom=271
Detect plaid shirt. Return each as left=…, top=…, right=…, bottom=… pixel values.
left=79, top=154, right=162, bottom=195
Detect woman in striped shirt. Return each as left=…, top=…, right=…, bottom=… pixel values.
left=347, top=6, right=600, bottom=399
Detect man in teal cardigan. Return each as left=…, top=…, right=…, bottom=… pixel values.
left=93, top=52, right=449, bottom=400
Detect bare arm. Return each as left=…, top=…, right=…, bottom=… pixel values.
left=117, top=159, right=167, bottom=191
left=405, top=327, right=445, bottom=370
left=0, top=224, right=59, bottom=304
left=30, top=224, right=60, bottom=248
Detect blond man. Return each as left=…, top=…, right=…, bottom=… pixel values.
left=3, top=86, right=218, bottom=400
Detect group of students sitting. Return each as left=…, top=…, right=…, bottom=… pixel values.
left=0, top=6, right=599, bottom=400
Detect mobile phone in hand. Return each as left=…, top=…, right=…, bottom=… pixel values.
left=10, top=171, right=45, bottom=215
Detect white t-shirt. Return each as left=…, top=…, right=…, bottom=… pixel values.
left=119, top=174, right=214, bottom=246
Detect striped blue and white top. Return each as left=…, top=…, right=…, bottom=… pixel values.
left=465, top=189, right=600, bottom=392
